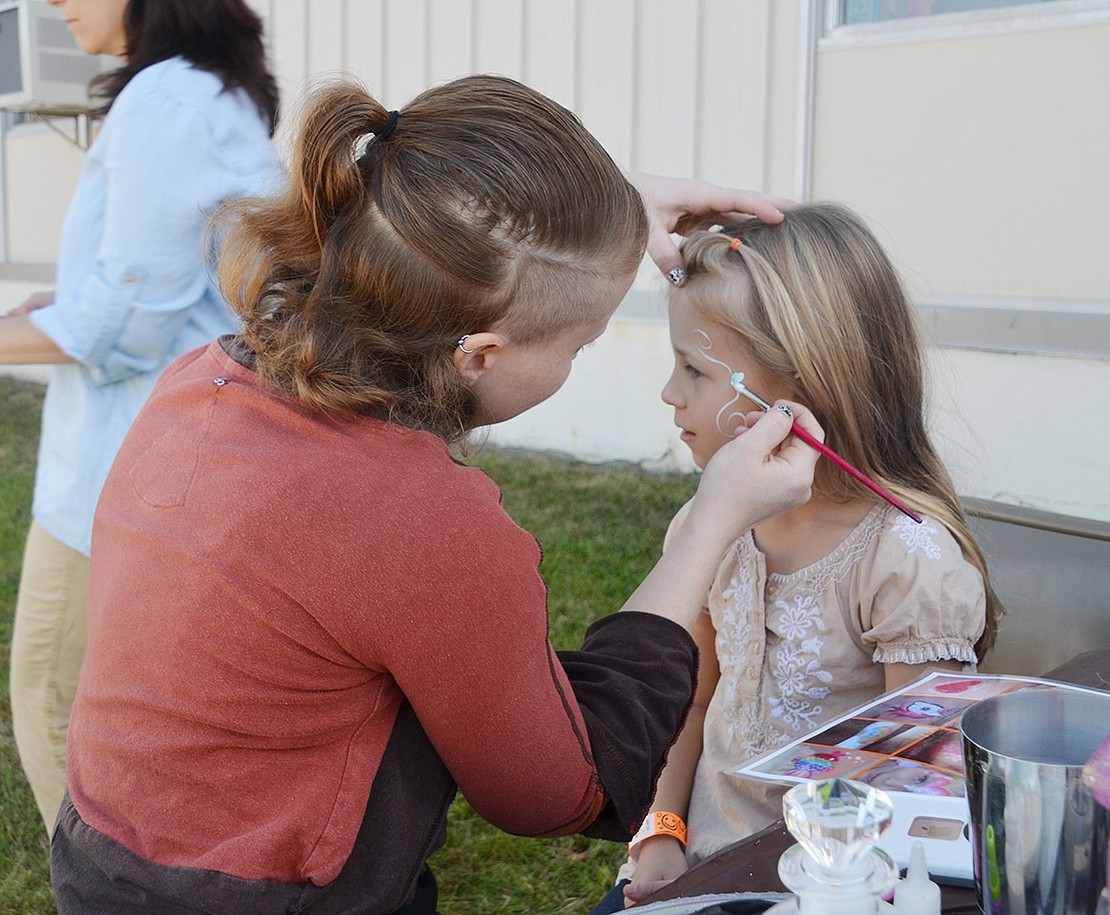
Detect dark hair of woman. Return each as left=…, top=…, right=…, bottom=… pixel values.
left=89, top=0, right=279, bottom=133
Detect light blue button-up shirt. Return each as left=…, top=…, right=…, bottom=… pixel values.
left=29, top=56, right=282, bottom=555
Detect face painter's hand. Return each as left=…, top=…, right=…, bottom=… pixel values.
left=688, top=399, right=821, bottom=541
left=617, top=399, right=819, bottom=631
left=626, top=173, right=793, bottom=286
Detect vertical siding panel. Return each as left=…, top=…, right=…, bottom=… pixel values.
left=698, top=0, right=768, bottom=188
left=268, top=0, right=309, bottom=95
left=578, top=0, right=636, bottom=168
left=343, top=1, right=386, bottom=93
left=306, top=0, right=345, bottom=76
left=523, top=0, right=576, bottom=110
left=763, top=1, right=804, bottom=199
left=427, top=0, right=475, bottom=83
left=267, top=0, right=310, bottom=153
left=634, top=0, right=699, bottom=176
left=474, top=0, right=524, bottom=79
left=382, top=0, right=428, bottom=105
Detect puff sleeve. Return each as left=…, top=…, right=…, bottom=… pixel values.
left=856, top=514, right=985, bottom=666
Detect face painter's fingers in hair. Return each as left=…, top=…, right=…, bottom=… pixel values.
left=626, top=172, right=793, bottom=284
left=774, top=398, right=825, bottom=446
left=745, top=398, right=823, bottom=492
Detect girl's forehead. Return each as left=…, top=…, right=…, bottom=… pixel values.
left=669, top=307, right=746, bottom=359
left=667, top=297, right=716, bottom=333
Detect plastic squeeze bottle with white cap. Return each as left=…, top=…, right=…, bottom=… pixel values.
left=892, top=841, right=941, bottom=915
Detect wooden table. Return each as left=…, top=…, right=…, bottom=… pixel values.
left=636, top=649, right=1110, bottom=912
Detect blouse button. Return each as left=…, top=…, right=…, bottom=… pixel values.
left=213, top=377, right=227, bottom=386
left=123, top=273, right=138, bottom=286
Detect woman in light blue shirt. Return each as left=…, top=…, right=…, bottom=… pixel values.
left=0, top=0, right=282, bottom=833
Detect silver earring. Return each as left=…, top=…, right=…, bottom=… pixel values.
left=457, top=335, right=476, bottom=354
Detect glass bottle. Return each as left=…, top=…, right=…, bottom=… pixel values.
left=765, top=778, right=898, bottom=915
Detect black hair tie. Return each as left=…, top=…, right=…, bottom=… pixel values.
left=377, top=110, right=400, bottom=141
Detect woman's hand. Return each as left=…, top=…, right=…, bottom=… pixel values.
left=620, top=400, right=821, bottom=631
left=624, top=836, right=689, bottom=908
left=6, top=290, right=55, bottom=317
left=687, top=401, right=822, bottom=546
left=626, top=173, right=792, bottom=284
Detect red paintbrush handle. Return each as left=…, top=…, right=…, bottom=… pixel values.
left=789, top=422, right=923, bottom=524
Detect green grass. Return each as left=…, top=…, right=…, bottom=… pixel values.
left=0, top=377, right=697, bottom=914
left=0, top=378, right=54, bottom=914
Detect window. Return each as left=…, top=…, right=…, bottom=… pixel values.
left=840, top=0, right=1059, bottom=24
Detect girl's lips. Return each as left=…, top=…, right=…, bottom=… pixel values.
left=679, top=430, right=695, bottom=444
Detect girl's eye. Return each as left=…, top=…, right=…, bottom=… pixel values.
left=684, top=362, right=703, bottom=379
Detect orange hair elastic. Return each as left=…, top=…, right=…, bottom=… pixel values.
left=729, top=237, right=743, bottom=251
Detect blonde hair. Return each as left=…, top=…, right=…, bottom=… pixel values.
left=675, top=203, right=1002, bottom=658
left=214, top=75, right=646, bottom=439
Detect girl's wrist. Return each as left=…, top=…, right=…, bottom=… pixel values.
left=628, top=810, right=687, bottom=861
left=631, top=832, right=685, bottom=864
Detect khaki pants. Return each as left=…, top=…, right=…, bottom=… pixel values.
left=10, top=521, right=89, bottom=835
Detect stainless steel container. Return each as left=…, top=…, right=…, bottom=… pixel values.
left=961, top=687, right=1110, bottom=914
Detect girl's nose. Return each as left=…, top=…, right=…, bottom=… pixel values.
left=661, top=376, right=681, bottom=407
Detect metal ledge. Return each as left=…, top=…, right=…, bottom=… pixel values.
left=919, top=302, right=1110, bottom=361
left=963, top=496, right=1110, bottom=543
left=616, top=288, right=1110, bottom=361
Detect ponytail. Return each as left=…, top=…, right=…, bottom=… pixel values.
left=293, top=87, right=390, bottom=247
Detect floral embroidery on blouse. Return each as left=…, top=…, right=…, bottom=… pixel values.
left=766, top=596, right=832, bottom=733
left=723, top=703, right=783, bottom=762
left=715, top=558, right=756, bottom=702
left=893, top=515, right=942, bottom=559
left=714, top=509, right=889, bottom=760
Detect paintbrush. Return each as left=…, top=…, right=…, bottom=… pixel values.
left=730, top=372, right=923, bottom=524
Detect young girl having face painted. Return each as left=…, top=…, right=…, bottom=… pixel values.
left=593, top=202, right=1002, bottom=911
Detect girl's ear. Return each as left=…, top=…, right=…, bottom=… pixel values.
left=788, top=373, right=805, bottom=402
left=452, top=332, right=507, bottom=381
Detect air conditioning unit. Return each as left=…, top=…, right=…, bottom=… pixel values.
left=0, top=0, right=117, bottom=115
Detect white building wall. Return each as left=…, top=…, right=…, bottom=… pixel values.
left=3, top=0, right=1109, bottom=528
left=808, top=11, right=1110, bottom=524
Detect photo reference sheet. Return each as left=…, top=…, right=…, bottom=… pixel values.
left=730, top=671, right=1106, bottom=882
